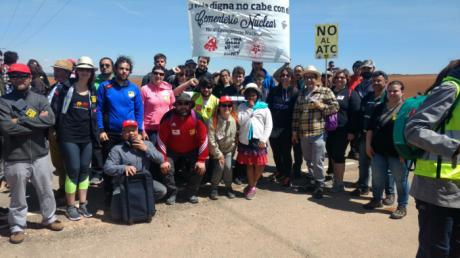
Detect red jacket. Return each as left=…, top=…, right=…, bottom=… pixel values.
left=157, top=110, right=208, bottom=162
left=348, top=75, right=362, bottom=95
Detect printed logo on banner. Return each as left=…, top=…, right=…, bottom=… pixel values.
left=204, top=36, right=218, bottom=52
left=224, top=36, right=242, bottom=56
left=250, top=39, right=265, bottom=58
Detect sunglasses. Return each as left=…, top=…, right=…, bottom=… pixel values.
left=219, top=104, right=233, bottom=108
left=100, top=64, right=111, bottom=68
left=304, top=76, right=317, bottom=80
left=202, top=86, right=213, bottom=89
left=280, top=74, right=290, bottom=78
left=9, top=74, right=29, bottom=79
left=175, top=101, right=190, bottom=106
left=153, top=72, right=165, bottom=76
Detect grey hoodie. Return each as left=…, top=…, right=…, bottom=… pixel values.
left=405, top=81, right=460, bottom=208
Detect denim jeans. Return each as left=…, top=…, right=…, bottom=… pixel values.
left=416, top=199, right=460, bottom=258
left=300, top=134, right=325, bottom=183
left=358, top=137, right=395, bottom=195
left=371, top=154, right=409, bottom=207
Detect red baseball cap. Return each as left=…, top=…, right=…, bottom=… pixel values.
left=8, top=63, right=31, bottom=75
left=122, top=120, right=138, bottom=129
left=219, top=95, right=233, bottom=104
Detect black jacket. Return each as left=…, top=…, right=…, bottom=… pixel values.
left=266, top=85, right=299, bottom=131
left=333, top=86, right=361, bottom=134
left=0, top=89, right=55, bottom=161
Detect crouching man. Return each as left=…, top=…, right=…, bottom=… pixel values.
left=157, top=93, right=209, bottom=205
left=104, top=120, right=167, bottom=203
left=0, top=64, right=63, bottom=244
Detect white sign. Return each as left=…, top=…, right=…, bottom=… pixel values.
left=315, top=23, right=338, bottom=59
left=188, top=0, right=290, bottom=63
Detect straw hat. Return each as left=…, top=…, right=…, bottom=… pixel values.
left=303, top=65, right=321, bottom=77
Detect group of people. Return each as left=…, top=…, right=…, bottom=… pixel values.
left=1, top=50, right=460, bottom=258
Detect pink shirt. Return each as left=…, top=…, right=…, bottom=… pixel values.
left=141, top=81, right=175, bottom=132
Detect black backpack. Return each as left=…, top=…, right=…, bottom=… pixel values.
left=111, top=171, right=155, bottom=225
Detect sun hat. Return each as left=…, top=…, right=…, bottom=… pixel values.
left=52, top=59, right=73, bottom=72
left=122, top=120, right=138, bottom=129
left=360, top=59, right=375, bottom=69
left=75, top=56, right=97, bottom=70
left=243, top=83, right=262, bottom=94
left=303, top=65, right=321, bottom=77
left=7, top=63, right=31, bottom=75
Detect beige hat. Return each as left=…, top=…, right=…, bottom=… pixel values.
left=243, top=82, right=262, bottom=94
left=75, top=56, right=97, bottom=70
left=303, top=65, right=321, bottom=77
left=52, top=59, right=73, bottom=72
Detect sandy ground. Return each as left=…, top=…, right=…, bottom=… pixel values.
left=0, top=153, right=419, bottom=258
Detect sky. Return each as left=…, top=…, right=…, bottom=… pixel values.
left=0, top=0, right=459, bottom=76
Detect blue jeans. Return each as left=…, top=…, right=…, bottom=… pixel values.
left=416, top=199, right=460, bottom=258
left=300, top=134, right=325, bottom=183
left=358, top=137, right=395, bottom=194
left=371, top=154, right=409, bottom=207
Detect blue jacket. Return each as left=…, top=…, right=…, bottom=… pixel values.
left=97, top=79, right=143, bottom=133
left=243, top=68, right=275, bottom=90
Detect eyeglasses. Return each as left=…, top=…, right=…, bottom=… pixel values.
left=100, top=64, right=111, bottom=68
left=175, top=101, right=190, bottom=106
left=153, top=72, right=165, bottom=76
left=219, top=104, right=233, bottom=108
left=9, top=73, right=29, bottom=79
left=335, top=76, right=346, bottom=80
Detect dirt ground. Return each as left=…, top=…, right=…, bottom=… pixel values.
left=0, top=153, right=419, bottom=258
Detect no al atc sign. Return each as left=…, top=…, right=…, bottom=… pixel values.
left=315, top=24, right=338, bottom=59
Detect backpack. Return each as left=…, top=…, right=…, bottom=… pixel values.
left=393, top=79, right=460, bottom=167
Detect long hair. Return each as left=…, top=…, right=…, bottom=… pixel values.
left=75, top=68, right=96, bottom=88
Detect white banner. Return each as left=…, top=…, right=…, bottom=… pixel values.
left=188, top=0, right=290, bottom=63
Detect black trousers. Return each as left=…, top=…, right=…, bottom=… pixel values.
left=163, top=151, right=204, bottom=196
left=269, top=130, right=293, bottom=178
left=102, top=132, right=123, bottom=196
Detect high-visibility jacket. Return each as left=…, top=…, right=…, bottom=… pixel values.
left=192, top=93, right=219, bottom=122
left=414, top=77, right=460, bottom=179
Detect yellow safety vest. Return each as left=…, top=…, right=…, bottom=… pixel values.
left=192, top=93, right=219, bottom=122
left=414, top=78, right=460, bottom=179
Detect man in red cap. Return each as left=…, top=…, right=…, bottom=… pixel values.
left=0, top=64, right=63, bottom=244
left=157, top=93, right=209, bottom=204
left=104, top=120, right=167, bottom=207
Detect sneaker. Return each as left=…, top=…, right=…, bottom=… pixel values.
left=233, top=177, right=243, bottom=185
left=350, top=187, right=370, bottom=197
left=66, top=206, right=81, bottom=221
left=325, top=175, right=333, bottom=182
left=383, top=194, right=395, bottom=206
left=390, top=206, right=407, bottom=219
left=47, top=220, right=64, bottom=231
left=313, top=187, right=323, bottom=199
left=89, top=176, right=104, bottom=187
left=10, top=231, right=25, bottom=244
left=188, top=195, right=199, bottom=204
left=0, top=207, right=9, bottom=219
left=165, top=194, right=176, bottom=205
left=363, top=199, right=383, bottom=210
left=226, top=188, right=236, bottom=199
left=281, top=177, right=291, bottom=187
left=245, top=187, right=256, bottom=200
left=0, top=219, right=9, bottom=229
left=330, top=183, right=345, bottom=193
left=209, top=189, right=218, bottom=200
left=78, top=202, right=93, bottom=218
